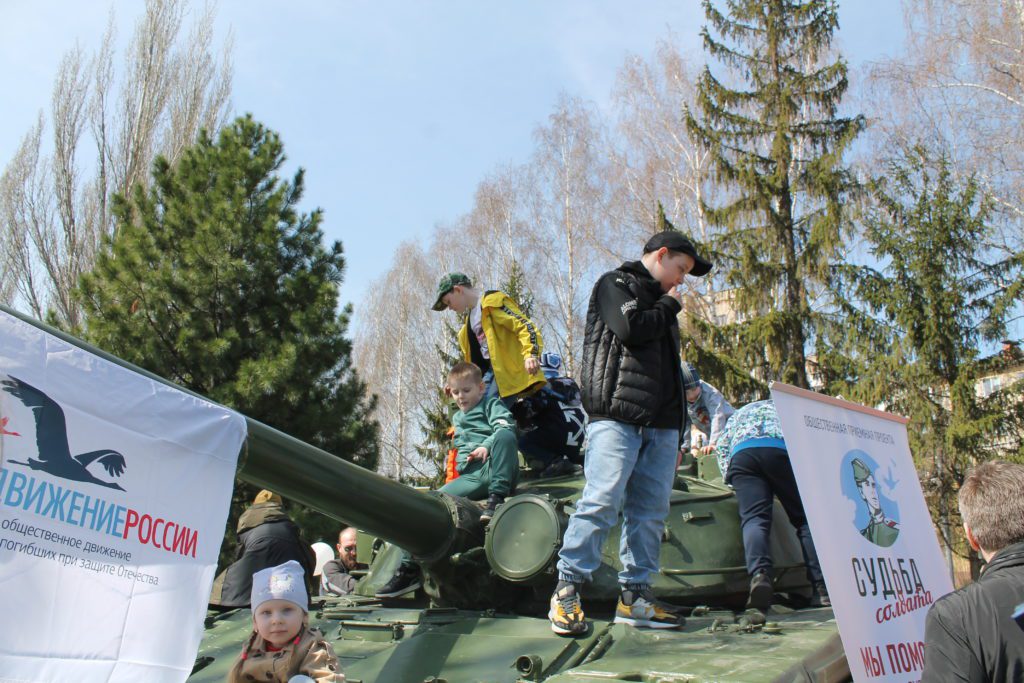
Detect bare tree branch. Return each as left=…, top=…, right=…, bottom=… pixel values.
left=0, top=0, right=233, bottom=326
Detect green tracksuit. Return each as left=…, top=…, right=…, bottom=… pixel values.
left=440, top=397, right=518, bottom=499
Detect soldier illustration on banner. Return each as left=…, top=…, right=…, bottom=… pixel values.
left=844, top=452, right=901, bottom=548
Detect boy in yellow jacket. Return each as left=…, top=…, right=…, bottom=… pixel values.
left=433, top=272, right=546, bottom=400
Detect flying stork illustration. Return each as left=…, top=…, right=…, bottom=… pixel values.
left=1, top=375, right=127, bottom=491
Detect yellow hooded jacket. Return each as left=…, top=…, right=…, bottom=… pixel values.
left=458, top=290, right=546, bottom=398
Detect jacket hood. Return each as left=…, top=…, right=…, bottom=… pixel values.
left=479, top=290, right=510, bottom=308
left=983, top=540, right=1024, bottom=576
left=237, top=503, right=291, bottom=533
left=618, top=260, right=658, bottom=283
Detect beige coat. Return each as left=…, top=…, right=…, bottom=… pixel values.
left=231, top=627, right=344, bottom=683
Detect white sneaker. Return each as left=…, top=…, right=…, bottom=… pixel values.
left=614, top=590, right=682, bottom=629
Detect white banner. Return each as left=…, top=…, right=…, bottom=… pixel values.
left=770, top=383, right=954, bottom=683
left=0, top=310, right=245, bottom=683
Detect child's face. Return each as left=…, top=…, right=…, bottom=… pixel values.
left=651, top=249, right=696, bottom=292
left=253, top=599, right=304, bottom=648
left=448, top=375, right=486, bottom=412
left=441, top=285, right=473, bottom=314
left=685, top=386, right=702, bottom=403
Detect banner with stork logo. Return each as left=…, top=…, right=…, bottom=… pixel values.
left=0, top=309, right=246, bottom=683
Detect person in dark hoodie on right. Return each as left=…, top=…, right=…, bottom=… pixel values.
left=548, top=229, right=711, bottom=636
left=922, top=460, right=1024, bottom=682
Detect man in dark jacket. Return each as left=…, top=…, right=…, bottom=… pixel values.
left=923, top=460, right=1024, bottom=682
left=321, top=526, right=367, bottom=596
left=548, top=230, right=711, bottom=636
left=209, top=490, right=315, bottom=608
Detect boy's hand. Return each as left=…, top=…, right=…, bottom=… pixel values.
left=469, top=446, right=489, bottom=462
left=701, top=443, right=716, bottom=455
left=525, top=356, right=540, bottom=375
left=667, top=286, right=684, bottom=304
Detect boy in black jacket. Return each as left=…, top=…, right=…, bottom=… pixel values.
left=548, top=230, right=711, bottom=635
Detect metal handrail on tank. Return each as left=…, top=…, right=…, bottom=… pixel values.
left=0, top=304, right=452, bottom=558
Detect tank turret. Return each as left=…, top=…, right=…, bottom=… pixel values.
left=245, top=392, right=815, bottom=612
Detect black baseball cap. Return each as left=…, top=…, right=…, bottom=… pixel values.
left=644, top=231, right=712, bottom=277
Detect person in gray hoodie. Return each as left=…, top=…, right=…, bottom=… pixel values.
left=680, top=363, right=735, bottom=455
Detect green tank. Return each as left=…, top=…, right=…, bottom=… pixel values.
left=202, top=414, right=851, bottom=683
left=0, top=305, right=850, bottom=682
left=194, top=459, right=850, bottom=683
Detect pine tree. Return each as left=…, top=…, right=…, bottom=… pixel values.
left=680, top=321, right=771, bottom=404
left=662, top=197, right=769, bottom=402
left=654, top=201, right=677, bottom=234
left=77, top=115, right=380, bottom=560
left=501, top=260, right=536, bottom=319
left=684, top=0, right=864, bottom=389
left=834, top=145, right=1021, bottom=576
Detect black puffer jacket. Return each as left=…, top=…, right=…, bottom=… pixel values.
left=580, top=260, right=684, bottom=429
left=922, top=541, right=1024, bottom=682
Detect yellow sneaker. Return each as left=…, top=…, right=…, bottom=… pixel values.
left=614, top=589, right=683, bottom=629
left=549, top=583, right=587, bottom=636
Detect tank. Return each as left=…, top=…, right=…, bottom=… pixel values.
left=190, top=456, right=850, bottom=682
left=0, top=305, right=851, bottom=682
left=204, top=421, right=851, bottom=683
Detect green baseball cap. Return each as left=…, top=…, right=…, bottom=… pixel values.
left=433, top=272, right=472, bottom=311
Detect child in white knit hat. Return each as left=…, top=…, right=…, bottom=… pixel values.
left=227, top=560, right=344, bottom=683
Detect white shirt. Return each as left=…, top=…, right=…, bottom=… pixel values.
left=470, top=299, right=489, bottom=359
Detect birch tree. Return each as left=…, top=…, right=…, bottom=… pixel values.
left=354, top=241, right=446, bottom=481
left=526, top=94, right=608, bottom=377
left=468, top=164, right=534, bottom=279
left=609, top=41, right=711, bottom=244
left=870, top=0, right=1024, bottom=222
left=0, top=0, right=232, bottom=327
left=608, top=40, right=725, bottom=330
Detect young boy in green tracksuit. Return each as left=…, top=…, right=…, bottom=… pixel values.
left=375, top=361, right=519, bottom=598
left=442, top=361, right=519, bottom=508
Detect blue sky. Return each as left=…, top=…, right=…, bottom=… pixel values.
left=0, top=1, right=906, bottom=317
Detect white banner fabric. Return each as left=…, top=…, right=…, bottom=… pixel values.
left=0, top=310, right=246, bottom=683
left=770, top=383, right=954, bottom=682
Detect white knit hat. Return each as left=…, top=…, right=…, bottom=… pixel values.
left=251, top=560, right=308, bottom=612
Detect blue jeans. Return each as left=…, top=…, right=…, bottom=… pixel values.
left=483, top=369, right=499, bottom=401
left=556, top=420, right=679, bottom=587
left=482, top=370, right=514, bottom=407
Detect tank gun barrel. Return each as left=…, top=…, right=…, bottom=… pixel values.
left=0, top=304, right=452, bottom=558
left=242, top=420, right=451, bottom=557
